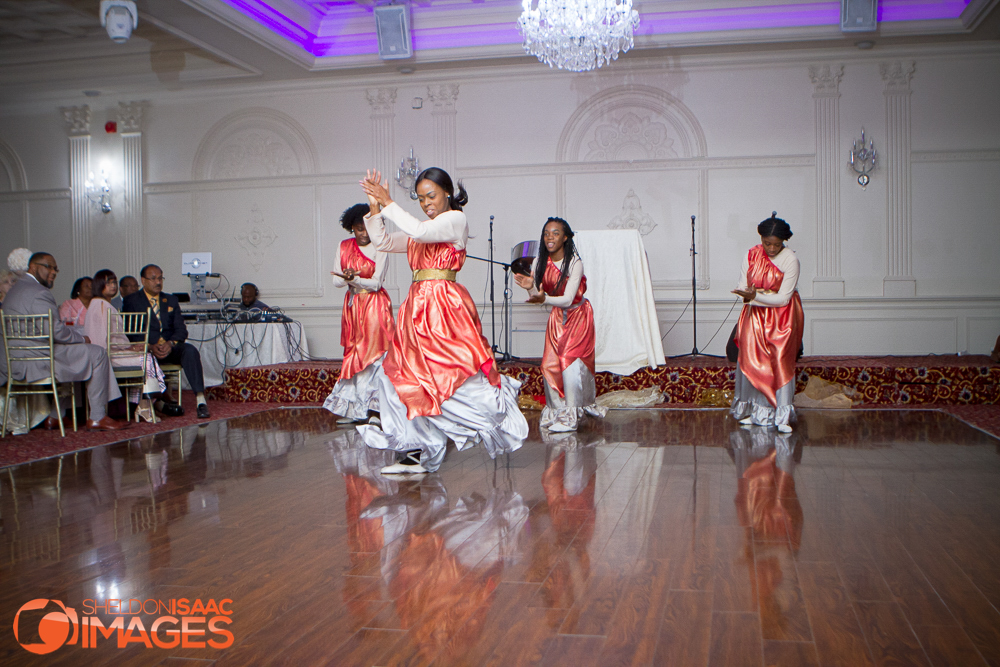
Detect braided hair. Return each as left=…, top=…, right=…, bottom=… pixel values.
left=533, top=217, right=576, bottom=293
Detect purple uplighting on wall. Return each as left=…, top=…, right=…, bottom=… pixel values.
left=221, top=0, right=971, bottom=60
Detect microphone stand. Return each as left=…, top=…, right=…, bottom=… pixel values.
left=467, top=217, right=518, bottom=363
left=671, top=214, right=723, bottom=359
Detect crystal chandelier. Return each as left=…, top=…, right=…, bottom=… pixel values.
left=518, top=0, right=640, bottom=72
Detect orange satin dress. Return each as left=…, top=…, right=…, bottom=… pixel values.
left=338, top=238, right=395, bottom=381
left=382, top=239, right=500, bottom=419
left=540, top=259, right=596, bottom=399
left=735, top=245, right=804, bottom=407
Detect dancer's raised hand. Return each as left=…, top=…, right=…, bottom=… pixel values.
left=361, top=169, right=393, bottom=209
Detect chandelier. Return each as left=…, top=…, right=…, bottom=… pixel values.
left=518, top=0, right=640, bottom=72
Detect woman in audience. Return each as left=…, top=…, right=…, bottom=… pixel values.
left=324, top=202, right=395, bottom=425
left=84, top=269, right=165, bottom=421
left=59, top=276, right=92, bottom=326
left=355, top=167, right=528, bottom=474
left=730, top=213, right=804, bottom=433
left=515, top=217, right=605, bottom=432
left=0, top=269, right=18, bottom=307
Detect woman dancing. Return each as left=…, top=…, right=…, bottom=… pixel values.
left=515, top=217, right=606, bottom=432
left=730, top=214, right=804, bottom=432
left=356, top=167, right=528, bottom=474
left=324, top=203, right=395, bottom=425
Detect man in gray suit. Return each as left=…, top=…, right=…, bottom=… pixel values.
left=1, top=252, right=131, bottom=431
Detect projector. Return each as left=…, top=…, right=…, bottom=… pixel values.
left=182, top=252, right=213, bottom=276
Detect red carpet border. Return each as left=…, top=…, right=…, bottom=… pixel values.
left=210, top=355, right=1000, bottom=406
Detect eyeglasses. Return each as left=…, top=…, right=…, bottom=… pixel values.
left=33, top=263, right=59, bottom=272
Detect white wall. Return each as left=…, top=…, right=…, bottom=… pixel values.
left=2, top=43, right=998, bottom=359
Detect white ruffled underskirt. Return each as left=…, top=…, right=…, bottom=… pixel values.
left=323, top=358, right=383, bottom=420
left=356, top=365, right=528, bottom=473
left=730, top=362, right=796, bottom=428
left=540, top=359, right=607, bottom=433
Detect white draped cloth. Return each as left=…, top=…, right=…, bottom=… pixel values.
left=573, top=230, right=664, bottom=376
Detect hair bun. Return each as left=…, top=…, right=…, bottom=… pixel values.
left=453, top=181, right=469, bottom=207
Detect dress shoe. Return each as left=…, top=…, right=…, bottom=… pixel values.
left=158, top=402, right=184, bottom=417
left=196, top=403, right=210, bottom=419
left=87, top=416, right=133, bottom=431
left=42, top=416, right=67, bottom=430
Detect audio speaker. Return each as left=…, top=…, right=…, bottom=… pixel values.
left=841, top=0, right=877, bottom=32
left=374, top=5, right=412, bottom=60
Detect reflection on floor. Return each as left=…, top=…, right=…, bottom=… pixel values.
left=2, top=408, right=999, bottom=666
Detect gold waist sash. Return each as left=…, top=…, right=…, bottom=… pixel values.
left=413, top=269, right=457, bottom=282
left=757, top=289, right=777, bottom=295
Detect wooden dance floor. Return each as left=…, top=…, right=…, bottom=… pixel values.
left=2, top=408, right=1000, bottom=666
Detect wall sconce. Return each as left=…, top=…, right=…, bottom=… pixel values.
left=396, top=147, right=419, bottom=200
left=849, top=128, right=876, bottom=189
left=85, top=169, right=112, bottom=214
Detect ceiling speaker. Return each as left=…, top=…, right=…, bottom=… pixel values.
left=374, top=5, right=412, bottom=60
left=841, top=0, right=877, bottom=32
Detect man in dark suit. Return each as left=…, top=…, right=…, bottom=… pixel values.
left=1, top=252, right=131, bottom=431
left=123, top=264, right=210, bottom=419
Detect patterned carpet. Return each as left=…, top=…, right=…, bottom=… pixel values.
left=0, top=394, right=281, bottom=467
left=3, top=355, right=997, bottom=468
left=211, top=355, right=1000, bottom=406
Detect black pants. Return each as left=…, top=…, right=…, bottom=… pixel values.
left=161, top=342, right=205, bottom=394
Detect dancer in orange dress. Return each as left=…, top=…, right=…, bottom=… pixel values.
left=515, top=217, right=606, bottom=432
left=324, top=203, right=395, bottom=424
left=356, top=168, right=528, bottom=474
left=730, top=214, right=804, bottom=432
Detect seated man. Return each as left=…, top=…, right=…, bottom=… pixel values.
left=239, top=283, right=269, bottom=311
left=0, top=252, right=131, bottom=431
left=123, top=264, right=211, bottom=419
left=112, top=274, right=138, bottom=310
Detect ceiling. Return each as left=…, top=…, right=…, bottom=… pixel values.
left=1, top=0, right=997, bottom=102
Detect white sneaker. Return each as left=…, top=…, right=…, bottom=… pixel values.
left=380, top=462, right=428, bottom=475
left=337, top=416, right=360, bottom=425
left=739, top=417, right=753, bottom=425
left=777, top=423, right=793, bottom=433
left=367, top=416, right=381, bottom=427
left=546, top=422, right=577, bottom=433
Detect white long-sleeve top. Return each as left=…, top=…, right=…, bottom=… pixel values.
left=364, top=201, right=468, bottom=252
left=331, top=240, right=388, bottom=292
left=525, top=254, right=585, bottom=310
left=736, top=246, right=799, bottom=307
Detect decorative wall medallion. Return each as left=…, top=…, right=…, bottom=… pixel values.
left=193, top=108, right=318, bottom=181
left=607, top=189, right=657, bottom=236
left=213, top=132, right=295, bottom=179
left=236, top=204, right=278, bottom=270
left=585, top=112, right=676, bottom=161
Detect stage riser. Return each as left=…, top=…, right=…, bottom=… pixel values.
left=209, top=362, right=999, bottom=406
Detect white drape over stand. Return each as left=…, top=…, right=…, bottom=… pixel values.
left=573, top=230, right=664, bottom=376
